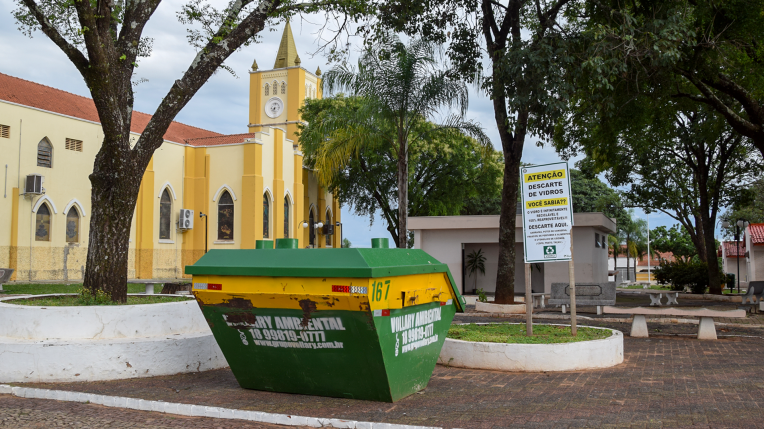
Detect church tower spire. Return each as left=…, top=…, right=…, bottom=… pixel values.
left=273, top=21, right=299, bottom=69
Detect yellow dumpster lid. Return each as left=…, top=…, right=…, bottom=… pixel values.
left=185, top=248, right=465, bottom=310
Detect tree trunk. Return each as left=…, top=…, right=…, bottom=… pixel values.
left=83, top=133, right=145, bottom=302
left=494, top=151, right=522, bottom=304
left=397, top=137, right=408, bottom=248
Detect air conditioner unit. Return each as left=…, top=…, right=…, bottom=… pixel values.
left=321, top=224, right=334, bottom=236
left=24, top=174, right=44, bottom=195
left=179, top=209, right=194, bottom=230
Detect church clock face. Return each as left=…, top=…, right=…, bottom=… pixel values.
left=265, top=97, right=284, bottom=118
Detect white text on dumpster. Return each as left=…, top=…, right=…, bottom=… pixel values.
left=390, top=306, right=441, bottom=354
left=224, top=315, right=346, bottom=350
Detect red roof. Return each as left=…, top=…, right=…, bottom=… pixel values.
left=749, top=223, right=764, bottom=246
left=721, top=241, right=746, bottom=257
left=184, top=133, right=260, bottom=146
left=0, top=72, right=221, bottom=144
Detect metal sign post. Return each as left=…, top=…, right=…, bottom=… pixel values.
left=520, top=161, right=575, bottom=335
left=525, top=262, right=533, bottom=336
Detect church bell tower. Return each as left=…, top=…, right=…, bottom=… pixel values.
left=248, top=21, right=323, bottom=147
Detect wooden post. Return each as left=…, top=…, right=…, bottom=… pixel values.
left=569, top=228, right=577, bottom=336
left=525, top=262, right=533, bottom=336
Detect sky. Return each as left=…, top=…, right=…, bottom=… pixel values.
left=0, top=1, right=679, bottom=246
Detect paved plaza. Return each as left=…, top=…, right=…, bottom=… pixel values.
left=11, top=309, right=764, bottom=429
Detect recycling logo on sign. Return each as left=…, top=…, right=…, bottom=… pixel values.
left=543, top=245, right=557, bottom=259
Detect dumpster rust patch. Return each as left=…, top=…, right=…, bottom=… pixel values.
left=213, top=297, right=254, bottom=309
left=298, top=299, right=318, bottom=328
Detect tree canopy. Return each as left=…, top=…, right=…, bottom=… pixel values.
left=298, top=94, right=502, bottom=245
left=651, top=225, right=698, bottom=263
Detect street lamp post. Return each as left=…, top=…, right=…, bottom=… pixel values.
left=722, top=218, right=749, bottom=293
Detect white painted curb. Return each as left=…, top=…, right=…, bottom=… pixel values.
left=439, top=323, right=623, bottom=372
left=0, top=385, right=438, bottom=429
left=475, top=302, right=525, bottom=314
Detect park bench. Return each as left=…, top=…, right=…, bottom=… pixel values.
left=549, top=282, right=616, bottom=315
left=644, top=290, right=679, bottom=306
left=513, top=292, right=551, bottom=308
left=603, top=306, right=746, bottom=340
left=127, top=280, right=164, bottom=295
left=0, top=268, right=13, bottom=291
left=741, top=281, right=764, bottom=305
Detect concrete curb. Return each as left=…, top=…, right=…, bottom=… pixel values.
left=459, top=312, right=764, bottom=328
left=0, top=385, right=440, bottom=429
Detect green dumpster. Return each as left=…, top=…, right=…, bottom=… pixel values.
left=186, top=244, right=465, bottom=402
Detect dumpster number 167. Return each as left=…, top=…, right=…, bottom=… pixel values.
left=371, top=280, right=390, bottom=302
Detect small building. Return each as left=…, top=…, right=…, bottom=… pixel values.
left=720, top=241, right=748, bottom=284
left=409, top=213, right=616, bottom=295
left=745, top=224, right=764, bottom=282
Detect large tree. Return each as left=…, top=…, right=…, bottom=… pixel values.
left=298, top=94, right=501, bottom=245
left=576, top=0, right=764, bottom=162
left=373, top=0, right=584, bottom=303
left=311, top=36, right=488, bottom=248
left=558, top=97, right=761, bottom=293
left=13, top=0, right=367, bottom=301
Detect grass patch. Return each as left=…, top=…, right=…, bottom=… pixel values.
left=0, top=284, right=175, bottom=295
left=448, top=323, right=612, bottom=344
left=6, top=294, right=189, bottom=306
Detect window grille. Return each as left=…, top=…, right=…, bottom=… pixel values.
left=65, top=138, right=83, bottom=152
left=283, top=197, right=290, bottom=238
left=265, top=84, right=269, bottom=96
left=326, top=209, right=332, bottom=247
left=281, top=82, right=286, bottom=94
left=37, top=139, right=52, bottom=168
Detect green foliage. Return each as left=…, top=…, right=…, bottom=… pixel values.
left=721, top=178, right=764, bottom=239
left=299, top=94, right=499, bottom=244
left=726, top=274, right=736, bottom=291
left=650, top=225, right=697, bottom=263
left=447, top=324, right=611, bottom=344
left=653, top=261, right=709, bottom=294
left=466, top=249, right=487, bottom=292
left=476, top=288, right=488, bottom=303
left=342, top=238, right=352, bottom=248
left=303, top=34, right=489, bottom=247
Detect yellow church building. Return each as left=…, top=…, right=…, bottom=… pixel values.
left=0, top=23, right=340, bottom=282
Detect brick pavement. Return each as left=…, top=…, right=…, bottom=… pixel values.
left=18, top=333, right=764, bottom=428
left=0, top=395, right=295, bottom=428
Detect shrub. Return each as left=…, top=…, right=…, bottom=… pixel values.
left=726, top=273, right=735, bottom=290
left=653, top=261, right=709, bottom=294
left=477, top=288, right=488, bottom=303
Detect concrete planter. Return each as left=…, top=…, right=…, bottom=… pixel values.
left=439, top=323, right=623, bottom=372
left=0, top=294, right=227, bottom=383
left=475, top=301, right=526, bottom=314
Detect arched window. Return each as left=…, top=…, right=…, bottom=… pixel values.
left=159, top=188, right=172, bottom=240
left=325, top=208, right=332, bottom=247
left=272, top=80, right=278, bottom=93
left=305, top=84, right=309, bottom=99
left=65, top=207, right=80, bottom=243
left=264, top=83, right=269, bottom=96
left=35, top=204, right=51, bottom=241
left=283, top=197, right=290, bottom=238
left=281, top=82, right=286, bottom=94
left=37, top=138, right=52, bottom=168
left=218, top=191, right=234, bottom=241
left=308, top=209, right=315, bottom=247
left=263, top=193, right=270, bottom=239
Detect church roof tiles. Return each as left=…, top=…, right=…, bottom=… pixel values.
left=0, top=72, right=221, bottom=144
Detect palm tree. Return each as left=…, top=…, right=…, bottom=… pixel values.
left=621, top=211, right=648, bottom=282
left=316, top=35, right=488, bottom=248
left=466, top=249, right=487, bottom=292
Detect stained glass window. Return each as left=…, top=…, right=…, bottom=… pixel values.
left=66, top=207, right=79, bottom=243
left=218, top=191, right=234, bottom=240
left=160, top=189, right=172, bottom=240
left=309, top=209, right=315, bottom=247
left=326, top=209, right=332, bottom=247
left=35, top=204, right=51, bottom=241
left=263, top=194, right=270, bottom=239
left=283, top=197, right=290, bottom=238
